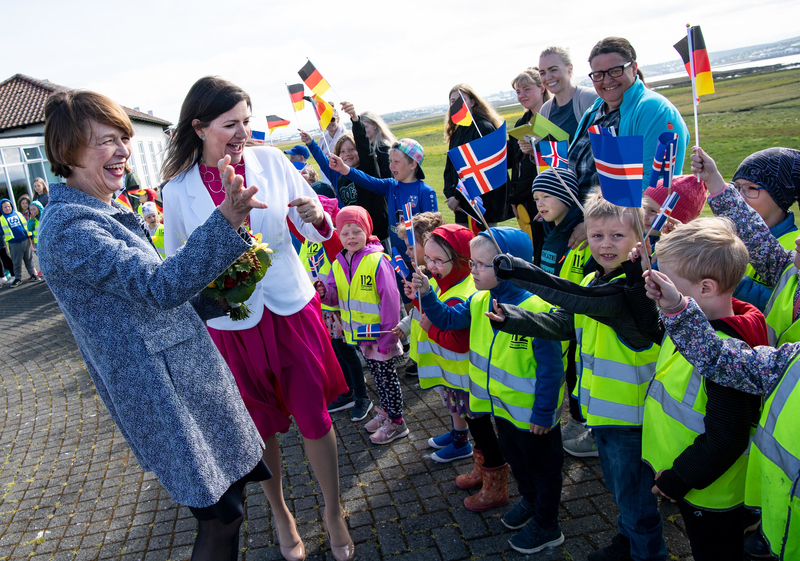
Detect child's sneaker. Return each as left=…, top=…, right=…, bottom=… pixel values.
left=327, top=392, right=355, bottom=413
left=427, top=429, right=455, bottom=449
left=350, top=398, right=373, bottom=422
left=561, top=417, right=589, bottom=442
left=364, top=407, right=387, bottom=433
left=431, top=441, right=473, bottom=463
left=369, top=418, right=409, bottom=445
left=508, top=518, right=564, bottom=555
left=501, top=497, right=536, bottom=530
left=563, top=429, right=599, bottom=457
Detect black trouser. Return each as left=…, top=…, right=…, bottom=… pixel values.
left=465, top=414, right=505, bottom=468
left=496, top=418, right=564, bottom=529
left=331, top=338, right=368, bottom=399
left=677, top=501, right=745, bottom=561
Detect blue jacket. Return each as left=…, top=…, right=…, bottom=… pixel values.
left=38, top=183, right=264, bottom=508
left=420, top=228, right=564, bottom=426
left=573, top=78, right=690, bottom=190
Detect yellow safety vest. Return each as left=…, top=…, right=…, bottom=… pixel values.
left=299, top=240, right=337, bottom=312
left=744, top=230, right=797, bottom=287
left=150, top=224, right=165, bottom=258
left=555, top=245, right=594, bottom=371
left=573, top=272, right=660, bottom=427
left=744, top=352, right=800, bottom=560
left=416, top=276, right=475, bottom=392
left=408, top=277, right=438, bottom=363
left=332, top=251, right=388, bottom=345
left=764, top=264, right=800, bottom=346
left=467, top=290, right=564, bottom=431
left=642, top=334, right=753, bottom=510
left=29, top=217, right=40, bottom=247
left=1, top=212, right=28, bottom=244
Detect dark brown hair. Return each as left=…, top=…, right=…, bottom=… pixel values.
left=161, top=76, right=251, bottom=182
left=588, top=37, right=647, bottom=84
left=44, top=90, right=134, bottom=178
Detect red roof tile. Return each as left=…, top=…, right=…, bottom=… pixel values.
left=0, top=73, right=171, bottom=133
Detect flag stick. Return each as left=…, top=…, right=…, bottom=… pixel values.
left=551, top=168, right=585, bottom=214
left=667, top=142, right=675, bottom=196
left=470, top=200, right=502, bottom=254
left=531, top=139, right=541, bottom=175
left=632, top=210, right=653, bottom=272
left=459, top=90, right=482, bottom=138
left=686, top=24, right=701, bottom=181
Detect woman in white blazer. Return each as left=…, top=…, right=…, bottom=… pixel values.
left=162, top=77, right=354, bottom=561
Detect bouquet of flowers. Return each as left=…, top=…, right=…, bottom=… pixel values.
left=202, top=234, right=273, bottom=320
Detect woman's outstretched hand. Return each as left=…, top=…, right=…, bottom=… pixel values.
left=217, top=155, right=268, bottom=229
left=484, top=298, right=506, bottom=323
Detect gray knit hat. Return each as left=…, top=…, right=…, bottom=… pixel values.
left=531, top=168, right=579, bottom=208
left=732, top=148, right=800, bottom=212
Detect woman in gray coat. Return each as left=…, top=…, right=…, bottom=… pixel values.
left=38, top=89, right=269, bottom=561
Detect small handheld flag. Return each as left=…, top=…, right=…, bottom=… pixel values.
left=298, top=60, right=330, bottom=96
left=287, top=84, right=305, bottom=111
left=392, top=248, right=411, bottom=279
left=308, top=256, right=320, bottom=280
left=649, top=192, right=680, bottom=234
left=355, top=323, right=382, bottom=340
left=250, top=130, right=266, bottom=144
left=649, top=132, right=679, bottom=189
left=266, top=115, right=290, bottom=134
left=447, top=123, right=508, bottom=197
left=305, top=94, right=333, bottom=131
left=403, top=203, right=416, bottom=247
left=587, top=124, right=617, bottom=137
left=674, top=26, right=714, bottom=97
left=449, top=94, right=473, bottom=128
left=589, top=133, right=644, bottom=207
left=538, top=140, right=569, bottom=170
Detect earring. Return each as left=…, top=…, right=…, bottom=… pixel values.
left=200, top=133, right=207, bottom=141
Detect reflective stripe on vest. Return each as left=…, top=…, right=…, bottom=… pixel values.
left=764, top=264, right=800, bottom=346
left=643, top=334, right=752, bottom=510
left=467, top=291, right=563, bottom=430
left=416, top=275, right=474, bottom=392
left=332, top=252, right=386, bottom=345
left=151, top=224, right=165, bottom=258
left=300, top=241, right=337, bottom=311
left=574, top=272, right=659, bottom=427
left=409, top=278, right=438, bottom=363
left=744, top=230, right=797, bottom=288
left=744, top=352, right=800, bottom=559
left=1, top=212, right=26, bottom=243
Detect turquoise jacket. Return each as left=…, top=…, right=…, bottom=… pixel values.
left=573, top=78, right=690, bottom=190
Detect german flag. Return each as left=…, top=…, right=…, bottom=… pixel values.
left=309, top=94, right=333, bottom=130
left=266, top=115, right=290, bottom=133
left=450, top=94, right=473, bottom=127
left=287, top=84, right=305, bottom=111
left=674, top=26, right=714, bottom=97
left=298, top=60, right=330, bottom=96
left=115, top=192, right=133, bottom=211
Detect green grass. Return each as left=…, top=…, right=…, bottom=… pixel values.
left=278, top=68, right=800, bottom=225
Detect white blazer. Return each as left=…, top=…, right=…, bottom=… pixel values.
left=163, top=146, right=334, bottom=330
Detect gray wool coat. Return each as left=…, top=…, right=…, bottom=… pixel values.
left=37, top=183, right=264, bottom=508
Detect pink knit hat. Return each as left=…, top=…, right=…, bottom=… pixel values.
left=335, top=205, right=379, bottom=243
left=642, top=175, right=707, bottom=224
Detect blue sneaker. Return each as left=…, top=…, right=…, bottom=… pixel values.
left=427, top=430, right=455, bottom=449
left=501, top=497, right=536, bottom=529
left=508, top=518, right=564, bottom=555
left=431, top=441, right=473, bottom=463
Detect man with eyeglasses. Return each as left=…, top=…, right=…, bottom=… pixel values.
left=567, top=37, right=689, bottom=203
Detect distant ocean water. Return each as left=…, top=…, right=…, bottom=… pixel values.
left=646, top=53, right=800, bottom=83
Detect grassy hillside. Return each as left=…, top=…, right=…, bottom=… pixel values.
left=277, top=68, right=800, bottom=225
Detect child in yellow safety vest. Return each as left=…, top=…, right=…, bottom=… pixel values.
left=316, top=205, right=406, bottom=445
left=141, top=202, right=165, bottom=259
left=411, top=227, right=566, bottom=555
left=488, top=190, right=667, bottom=561
left=636, top=218, right=765, bottom=561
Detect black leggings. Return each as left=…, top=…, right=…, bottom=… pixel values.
left=677, top=502, right=746, bottom=561
left=331, top=338, right=367, bottom=399
left=465, top=415, right=505, bottom=468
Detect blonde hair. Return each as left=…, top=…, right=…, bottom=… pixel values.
left=302, top=165, right=319, bottom=182
left=444, top=84, right=504, bottom=143
left=469, top=234, right=498, bottom=254
left=583, top=187, right=644, bottom=230
left=333, top=133, right=356, bottom=156
left=510, top=68, right=551, bottom=104
left=397, top=211, right=445, bottom=246
left=540, top=46, right=572, bottom=67
left=655, top=217, right=749, bottom=292
left=360, top=111, right=396, bottom=152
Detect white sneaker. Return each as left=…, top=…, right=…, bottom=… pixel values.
left=561, top=418, right=589, bottom=442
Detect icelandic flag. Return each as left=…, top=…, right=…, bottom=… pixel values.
left=538, top=140, right=569, bottom=169
left=392, top=248, right=410, bottom=279
left=456, top=181, right=487, bottom=219
left=250, top=130, right=266, bottom=144
left=355, top=323, right=382, bottom=340
left=447, top=123, right=507, bottom=196
left=650, top=192, right=680, bottom=233
left=589, top=133, right=644, bottom=207
left=588, top=124, right=616, bottom=137
left=649, top=132, right=679, bottom=189
left=308, top=251, right=324, bottom=279
left=403, top=203, right=416, bottom=247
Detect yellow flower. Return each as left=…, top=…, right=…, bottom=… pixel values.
left=208, top=281, right=218, bottom=288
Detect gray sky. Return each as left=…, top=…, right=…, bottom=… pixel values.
left=3, top=0, right=798, bottom=134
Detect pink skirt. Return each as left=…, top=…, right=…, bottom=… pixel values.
left=209, top=294, right=347, bottom=440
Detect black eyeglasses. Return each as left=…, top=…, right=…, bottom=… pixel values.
left=588, top=61, right=633, bottom=83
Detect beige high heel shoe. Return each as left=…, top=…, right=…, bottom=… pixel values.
left=322, top=512, right=355, bottom=561
left=277, top=517, right=305, bottom=561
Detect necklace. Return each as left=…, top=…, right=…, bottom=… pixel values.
left=199, top=161, right=246, bottom=194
